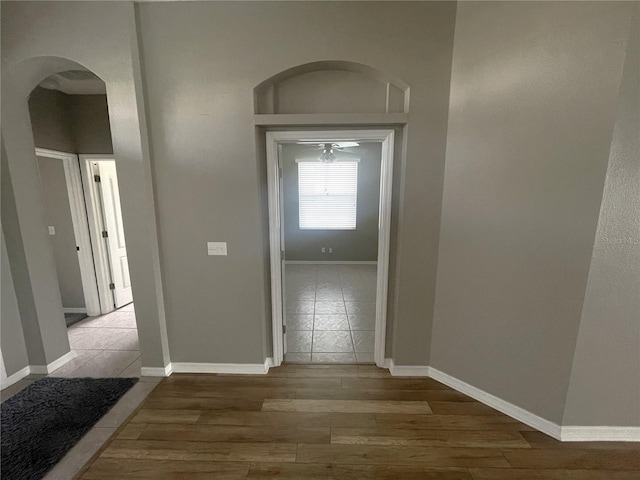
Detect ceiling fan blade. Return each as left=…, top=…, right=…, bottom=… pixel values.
left=296, top=141, right=360, bottom=148
left=332, top=151, right=361, bottom=158
left=333, top=146, right=362, bottom=153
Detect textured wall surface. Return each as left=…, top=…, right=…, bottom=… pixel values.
left=431, top=1, right=635, bottom=423
left=563, top=7, right=640, bottom=427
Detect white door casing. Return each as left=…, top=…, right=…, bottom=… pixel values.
left=278, top=144, right=288, bottom=354
left=95, top=161, right=133, bottom=308
left=266, top=129, right=395, bottom=368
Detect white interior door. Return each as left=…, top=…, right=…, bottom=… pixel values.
left=96, top=161, right=133, bottom=308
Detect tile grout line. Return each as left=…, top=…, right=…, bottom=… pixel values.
left=117, top=353, right=142, bottom=378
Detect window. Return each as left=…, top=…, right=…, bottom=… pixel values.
left=298, top=161, right=358, bottom=230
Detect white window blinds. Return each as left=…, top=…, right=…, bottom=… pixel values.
left=298, top=161, right=358, bottom=230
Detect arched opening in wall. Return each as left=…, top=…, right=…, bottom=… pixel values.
left=255, top=60, right=410, bottom=115
left=257, top=61, right=406, bottom=368
left=28, top=70, right=141, bottom=377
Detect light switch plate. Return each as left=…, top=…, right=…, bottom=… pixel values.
left=48, top=226, right=56, bottom=235
left=207, top=242, right=227, bottom=256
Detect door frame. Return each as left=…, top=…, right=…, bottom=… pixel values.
left=35, top=148, right=101, bottom=316
left=266, top=129, right=395, bottom=368
left=79, top=154, right=119, bottom=314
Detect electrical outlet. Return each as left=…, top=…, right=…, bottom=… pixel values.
left=321, top=247, right=326, bottom=253
left=207, top=242, right=227, bottom=256
left=328, top=247, right=333, bottom=254
left=48, top=226, right=56, bottom=235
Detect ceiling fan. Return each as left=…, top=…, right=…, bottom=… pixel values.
left=296, top=142, right=361, bottom=163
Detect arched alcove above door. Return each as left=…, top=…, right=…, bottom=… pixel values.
left=254, top=61, right=410, bottom=116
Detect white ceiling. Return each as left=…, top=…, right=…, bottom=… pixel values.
left=39, top=70, right=106, bottom=95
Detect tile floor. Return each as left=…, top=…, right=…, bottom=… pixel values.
left=284, top=263, right=377, bottom=364
left=56, top=302, right=142, bottom=378
left=1, top=303, right=161, bottom=480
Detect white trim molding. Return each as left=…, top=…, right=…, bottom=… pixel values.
left=388, top=364, right=640, bottom=442
left=1, top=366, right=31, bottom=390
left=35, top=148, right=101, bottom=316
left=265, top=357, right=274, bottom=370
left=170, top=362, right=271, bottom=375
left=266, top=129, right=395, bottom=369
left=427, top=366, right=563, bottom=440
left=284, top=260, right=377, bottom=265
left=255, top=113, right=408, bottom=126
left=388, top=359, right=430, bottom=377
left=30, top=350, right=77, bottom=375
left=141, top=364, right=173, bottom=377
left=561, top=426, right=640, bottom=442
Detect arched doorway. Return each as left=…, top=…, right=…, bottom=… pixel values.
left=27, top=69, right=141, bottom=376
left=2, top=55, right=170, bottom=375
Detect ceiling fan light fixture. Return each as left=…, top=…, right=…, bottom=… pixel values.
left=318, top=144, right=337, bottom=163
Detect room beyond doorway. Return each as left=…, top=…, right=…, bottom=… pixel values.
left=266, top=129, right=395, bottom=368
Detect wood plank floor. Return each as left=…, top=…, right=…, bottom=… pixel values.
left=77, top=365, right=640, bottom=479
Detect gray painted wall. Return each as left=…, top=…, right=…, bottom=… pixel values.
left=29, top=86, right=113, bottom=154
left=282, top=143, right=381, bottom=262
left=136, top=1, right=456, bottom=364
left=37, top=156, right=85, bottom=309
left=2, top=1, right=170, bottom=368
left=1, top=227, right=29, bottom=377
left=28, top=87, right=75, bottom=153
left=563, top=7, right=640, bottom=427
left=69, top=94, right=113, bottom=154
left=430, top=1, right=635, bottom=424
left=1, top=136, right=57, bottom=366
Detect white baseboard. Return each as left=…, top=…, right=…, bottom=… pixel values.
left=382, top=358, right=392, bottom=369
left=63, top=308, right=87, bottom=314
left=265, top=357, right=274, bottom=371
left=284, top=260, right=377, bottom=265
left=1, top=366, right=31, bottom=389
left=170, top=361, right=271, bottom=375
left=561, top=426, right=640, bottom=442
left=428, top=366, right=563, bottom=440
left=30, top=350, right=77, bottom=375
left=141, top=363, right=173, bottom=377
left=388, top=359, right=430, bottom=377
